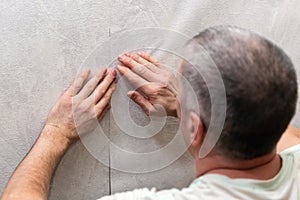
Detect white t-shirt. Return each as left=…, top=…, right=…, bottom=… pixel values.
left=99, top=145, right=300, bottom=200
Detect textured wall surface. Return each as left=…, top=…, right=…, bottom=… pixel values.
left=1, top=0, right=300, bottom=199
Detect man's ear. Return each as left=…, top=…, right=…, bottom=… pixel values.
left=187, top=111, right=205, bottom=155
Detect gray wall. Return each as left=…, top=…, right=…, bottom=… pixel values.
left=1, top=0, right=300, bottom=199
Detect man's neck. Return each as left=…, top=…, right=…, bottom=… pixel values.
left=195, top=150, right=282, bottom=180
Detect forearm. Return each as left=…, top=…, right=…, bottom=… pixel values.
left=1, top=68, right=116, bottom=200
left=1, top=125, right=70, bottom=200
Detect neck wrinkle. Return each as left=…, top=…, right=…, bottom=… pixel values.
left=195, top=150, right=281, bottom=180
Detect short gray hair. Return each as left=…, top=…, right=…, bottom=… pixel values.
left=181, top=25, right=297, bottom=160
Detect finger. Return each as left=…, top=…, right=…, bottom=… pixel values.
left=118, top=65, right=155, bottom=94
left=94, top=83, right=116, bottom=116
left=127, top=90, right=153, bottom=116
left=125, top=53, right=160, bottom=74
left=118, top=54, right=156, bottom=81
left=76, top=68, right=107, bottom=101
left=137, top=51, right=171, bottom=71
left=137, top=51, right=159, bottom=64
left=117, top=65, right=154, bottom=94
left=69, top=69, right=91, bottom=96
left=92, top=69, right=117, bottom=103
left=97, top=104, right=111, bottom=121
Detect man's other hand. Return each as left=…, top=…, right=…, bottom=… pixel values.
left=45, top=68, right=117, bottom=144
left=117, top=52, right=178, bottom=117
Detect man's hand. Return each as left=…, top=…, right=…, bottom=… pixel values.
left=1, top=68, right=117, bottom=200
left=46, top=68, right=117, bottom=144
left=117, top=52, right=178, bottom=117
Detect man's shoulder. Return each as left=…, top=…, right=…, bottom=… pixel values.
left=98, top=185, right=208, bottom=200
left=280, top=144, right=300, bottom=156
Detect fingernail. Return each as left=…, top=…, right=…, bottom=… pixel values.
left=102, top=68, right=107, bottom=74
left=125, top=52, right=131, bottom=56
left=111, top=69, right=117, bottom=76
left=137, top=52, right=143, bottom=56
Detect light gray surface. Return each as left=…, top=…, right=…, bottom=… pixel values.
left=1, top=0, right=300, bottom=200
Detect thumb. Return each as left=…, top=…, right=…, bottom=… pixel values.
left=127, top=91, right=153, bottom=116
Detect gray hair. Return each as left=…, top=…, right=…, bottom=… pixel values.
left=181, top=26, right=297, bottom=160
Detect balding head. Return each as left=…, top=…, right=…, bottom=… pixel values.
left=181, top=26, right=297, bottom=160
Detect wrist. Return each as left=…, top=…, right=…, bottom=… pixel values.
left=40, top=125, right=72, bottom=152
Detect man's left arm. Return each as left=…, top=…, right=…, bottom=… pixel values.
left=1, top=126, right=70, bottom=200
left=1, top=68, right=117, bottom=200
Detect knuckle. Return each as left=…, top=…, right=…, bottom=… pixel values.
left=98, top=89, right=106, bottom=96
left=145, top=63, right=152, bottom=68
left=101, top=79, right=109, bottom=86
left=152, top=87, right=164, bottom=96
left=80, top=73, right=86, bottom=79
left=132, top=54, right=139, bottom=60
left=143, top=85, right=155, bottom=94
left=136, top=66, right=146, bottom=75
left=161, top=81, right=169, bottom=87
left=128, top=57, right=135, bottom=64
left=103, top=94, right=111, bottom=101
left=103, top=76, right=113, bottom=84
left=87, top=102, right=94, bottom=109
left=152, top=91, right=159, bottom=97
left=87, top=83, right=95, bottom=90
left=131, top=94, right=139, bottom=101
left=82, top=105, right=90, bottom=113
left=74, top=85, right=81, bottom=93
left=74, top=84, right=81, bottom=90
left=136, top=56, right=141, bottom=62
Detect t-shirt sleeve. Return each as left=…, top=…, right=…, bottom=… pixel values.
left=98, top=187, right=193, bottom=200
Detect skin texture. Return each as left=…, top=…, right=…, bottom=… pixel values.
left=1, top=52, right=299, bottom=199
left=1, top=68, right=117, bottom=200
left=193, top=124, right=299, bottom=179
left=185, top=112, right=282, bottom=179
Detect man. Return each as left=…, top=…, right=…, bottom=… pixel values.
left=1, top=25, right=300, bottom=199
